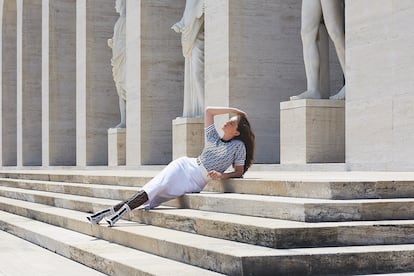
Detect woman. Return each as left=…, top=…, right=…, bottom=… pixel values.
left=87, top=106, right=255, bottom=226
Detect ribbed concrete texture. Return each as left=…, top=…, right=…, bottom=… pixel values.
left=1, top=170, right=414, bottom=275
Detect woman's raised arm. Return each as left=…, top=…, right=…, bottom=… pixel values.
left=204, top=106, right=247, bottom=127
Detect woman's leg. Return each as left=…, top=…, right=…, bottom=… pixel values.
left=103, top=157, right=199, bottom=226
left=86, top=206, right=116, bottom=224
left=86, top=191, right=147, bottom=224
left=89, top=160, right=179, bottom=226
left=105, top=190, right=149, bottom=227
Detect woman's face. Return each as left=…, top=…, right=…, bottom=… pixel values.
left=222, top=116, right=240, bottom=137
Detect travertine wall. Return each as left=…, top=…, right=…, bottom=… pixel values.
left=346, top=1, right=414, bottom=170
left=206, top=0, right=306, bottom=163
left=0, top=0, right=385, bottom=168
left=17, top=0, right=42, bottom=166
left=42, top=0, right=76, bottom=166
left=205, top=0, right=343, bottom=164
left=126, top=0, right=184, bottom=165
left=76, top=0, right=119, bottom=166
left=1, top=0, right=16, bottom=166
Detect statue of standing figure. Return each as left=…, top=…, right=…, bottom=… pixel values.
left=291, top=0, right=345, bottom=101
left=172, top=0, right=205, bottom=118
left=109, top=0, right=127, bottom=128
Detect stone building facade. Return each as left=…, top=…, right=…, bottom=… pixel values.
left=0, top=0, right=413, bottom=171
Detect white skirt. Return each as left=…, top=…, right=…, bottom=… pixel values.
left=142, top=157, right=209, bottom=209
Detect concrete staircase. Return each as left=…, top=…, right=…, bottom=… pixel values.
left=1, top=169, right=414, bottom=275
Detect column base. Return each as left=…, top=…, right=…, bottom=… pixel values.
left=172, top=117, right=204, bottom=160
left=280, top=99, right=345, bottom=164
left=108, top=128, right=126, bottom=166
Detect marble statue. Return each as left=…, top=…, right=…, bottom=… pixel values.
left=291, top=0, right=345, bottom=101
left=109, top=0, right=126, bottom=128
left=172, top=0, right=205, bottom=118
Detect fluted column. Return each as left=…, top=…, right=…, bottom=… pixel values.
left=126, top=0, right=184, bottom=165
left=16, top=0, right=42, bottom=166
left=42, top=0, right=76, bottom=166
left=1, top=0, right=17, bottom=166
left=76, top=0, right=119, bottom=166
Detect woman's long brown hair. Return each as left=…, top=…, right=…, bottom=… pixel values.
left=234, top=115, right=255, bottom=173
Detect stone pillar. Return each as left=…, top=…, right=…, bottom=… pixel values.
left=42, top=0, right=76, bottom=166
left=76, top=0, right=119, bottom=166
left=172, top=117, right=204, bottom=159
left=108, top=128, right=126, bottom=166
left=16, top=0, right=42, bottom=166
left=1, top=0, right=17, bottom=166
left=205, top=0, right=305, bottom=163
left=126, top=0, right=184, bottom=165
left=280, top=99, right=345, bottom=164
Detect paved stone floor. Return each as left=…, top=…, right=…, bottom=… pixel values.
left=0, top=230, right=105, bottom=276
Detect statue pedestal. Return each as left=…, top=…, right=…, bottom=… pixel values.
left=280, top=99, right=345, bottom=164
left=172, top=117, right=204, bottom=160
left=108, top=128, right=126, bottom=166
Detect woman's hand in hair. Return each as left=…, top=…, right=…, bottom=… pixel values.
left=205, top=107, right=248, bottom=127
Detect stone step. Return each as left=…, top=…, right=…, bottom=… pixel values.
left=168, top=192, right=414, bottom=222
left=1, top=200, right=414, bottom=275
left=2, top=170, right=414, bottom=199
left=0, top=177, right=139, bottom=200
left=2, top=191, right=414, bottom=250
left=0, top=230, right=106, bottom=276
left=0, top=210, right=223, bottom=276
left=1, top=184, right=414, bottom=222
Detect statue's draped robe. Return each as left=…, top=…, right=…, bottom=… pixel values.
left=111, top=11, right=126, bottom=101
left=173, top=0, right=205, bottom=118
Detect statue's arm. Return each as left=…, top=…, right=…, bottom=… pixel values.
left=108, top=38, right=113, bottom=49
left=171, top=20, right=184, bottom=33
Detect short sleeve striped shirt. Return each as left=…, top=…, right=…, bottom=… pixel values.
left=197, top=124, right=246, bottom=173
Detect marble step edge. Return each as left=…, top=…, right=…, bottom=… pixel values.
left=2, top=195, right=414, bottom=250
left=0, top=210, right=223, bottom=276
left=2, top=172, right=414, bottom=199
left=0, top=204, right=297, bottom=275
left=2, top=185, right=414, bottom=222
left=1, top=207, right=414, bottom=275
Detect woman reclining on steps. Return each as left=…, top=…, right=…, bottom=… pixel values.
left=87, top=106, right=255, bottom=226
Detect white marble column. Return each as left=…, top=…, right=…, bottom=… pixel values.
left=16, top=0, right=42, bottom=166
left=42, top=0, right=76, bottom=166
left=125, top=0, right=184, bottom=165
left=1, top=0, right=17, bottom=166
left=76, top=0, right=119, bottom=166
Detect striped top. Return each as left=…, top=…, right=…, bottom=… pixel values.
left=197, top=124, right=246, bottom=173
